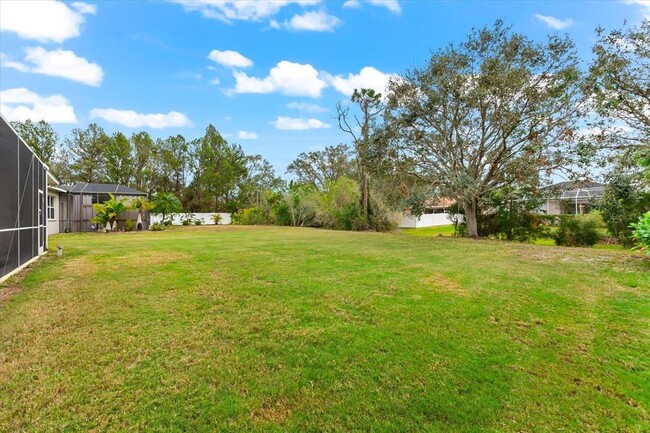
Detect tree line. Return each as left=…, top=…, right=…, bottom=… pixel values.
left=11, top=19, right=650, bottom=243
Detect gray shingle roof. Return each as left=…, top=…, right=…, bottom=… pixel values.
left=543, top=181, right=605, bottom=200
left=59, top=182, right=146, bottom=195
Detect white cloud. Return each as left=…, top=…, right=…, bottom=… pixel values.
left=208, top=49, right=253, bottom=68
left=0, top=88, right=77, bottom=124
left=287, top=101, right=328, bottom=113
left=343, top=0, right=361, bottom=8
left=233, top=61, right=328, bottom=97
left=171, top=0, right=321, bottom=22
left=89, top=108, right=191, bottom=128
left=367, top=0, right=401, bottom=14
left=0, top=0, right=95, bottom=43
left=622, top=0, right=650, bottom=19
left=210, top=77, right=221, bottom=85
left=534, top=14, right=574, bottom=30
left=71, top=2, right=97, bottom=15
left=329, top=66, right=394, bottom=96
left=272, top=116, right=331, bottom=130
left=271, top=10, right=341, bottom=32
left=238, top=130, right=258, bottom=139
left=2, top=47, right=104, bottom=86
left=342, top=0, right=400, bottom=13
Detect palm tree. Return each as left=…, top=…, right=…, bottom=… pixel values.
left=131, top=196, right=153, bottom=230
left=152, top=192, right=182, bottom=226
left=91, top=194, right=129, bottom=232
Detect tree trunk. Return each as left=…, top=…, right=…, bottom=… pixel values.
left=361, top=170, right=370, bottom=222
left=463, top=199, right=478, bottom=237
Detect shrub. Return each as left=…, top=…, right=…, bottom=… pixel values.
left=272, top=201, right=292, bottom=226
left=597, top=174, right=650, bottom=246
left=212, top=213, right=223, bottom=225
left=180, top=213, right=196, bottom=226
left=315, top=177, right=361, bottom=230
left=630, top=211, right=650, bottom=255
left=554, top=214, right=601, bottom=247
left=232, top=207, right=265, bottom=225
left=124, top=219, right=137, bottom=232
left=149, top=223, right=166, bottom=231
left=194, top=219, right=202, bottom=225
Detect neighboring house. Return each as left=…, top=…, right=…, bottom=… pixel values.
left=1, top=114, right=52, bottom=281
left=541, top=181, right=605, bottom=215
left=55, top=183, right=147, bottom=233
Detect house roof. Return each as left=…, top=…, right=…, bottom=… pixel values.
left=59, top=182, right=147, bottom=196
left=543, top=181, right=605, bottom=200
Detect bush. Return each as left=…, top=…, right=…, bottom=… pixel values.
left=180, top=213, right=196, bottom=226
left=212, top=213, right=223, bottom=225
left=232, top=207, right=265, bottom=225
left=630, top=211, right=650, bottom=255
left=124, top=219, right=136, bottom=232
left=149, top=223, right=166, bottom=231
left=272, top=201, right=292, bottom=226
left=597, top=174, right=650, bottom=246
left=554, top=214, right=601, bottom=247
left=315, top=177, right=361, bottom=230
left=194, top=219, right=202, bottom=225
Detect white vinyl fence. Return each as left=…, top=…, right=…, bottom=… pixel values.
left=151, top=212, right=231, bottom=226
left=399, top=213, right=459, bottom=228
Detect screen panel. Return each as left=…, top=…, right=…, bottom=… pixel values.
left=0, top=119, right=19, bottom=231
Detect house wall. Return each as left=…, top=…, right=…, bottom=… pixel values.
left=61, top=193, right=148, bottom=232
left=151, top=213, right=232, bottom=226
left=545, top=199, right=563, bottom=215
left=47, top=191, right=59, bottom=235
left=399, top=213, right=457, bottom=228
left=1, top=115, right=48, bottom=282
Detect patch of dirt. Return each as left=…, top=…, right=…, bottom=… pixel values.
left=250, top=397, right=292, bottom=423
left=421, top=273, right=469, bottom=296
left=0, top=286, right=21, bottom=305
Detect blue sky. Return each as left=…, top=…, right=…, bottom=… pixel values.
left=1, top=0, right=648, bottom=174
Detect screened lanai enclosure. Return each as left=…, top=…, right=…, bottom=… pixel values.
left=58, top=183, right=148, bottom=233
left=1, top=114, right=49, bottom=280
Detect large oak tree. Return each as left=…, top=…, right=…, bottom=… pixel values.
left=385, top=20, right=583, bottom=236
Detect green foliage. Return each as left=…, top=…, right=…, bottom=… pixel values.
left=66, top=123, right=110, bottom=183
left=152, top=192, right=182, bottom=225
left=287, top=144, right=354, bottom=189
left=10, top=119, right=59, bottom=165
left=212, top=213, right=223, bottom=225
left=385, top=20, right=583, bottom=236
left=554, top=214, right=602, bottom=247
left=630, top=212, right=650, bottom=255
left=597, top=174, right=650, bottom=246
left=130, top=196, right=153, bottom=231
left=124, top=219, right=137, bottom=232
left=90, top=193, right=129, bottom=231
left=479, top=186, right=547, bottom=242
left=180, top=213, right=196, bottom=226
left=190, top=125, right=248, bottom=212
left=314, top=177, right=362, bottom=230
left=148, top=223, right=166, bottom=231
left=232, top=207, right=265, bottom=225
left=194, top=219, right=202, bottom=225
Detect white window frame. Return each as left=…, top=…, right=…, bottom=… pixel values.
left=47, top=195, right=55, bottom=221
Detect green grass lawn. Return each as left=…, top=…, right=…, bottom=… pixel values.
left=1, top=226, right=649, bottom=432
left=401, top=224, right=456, bottom=237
